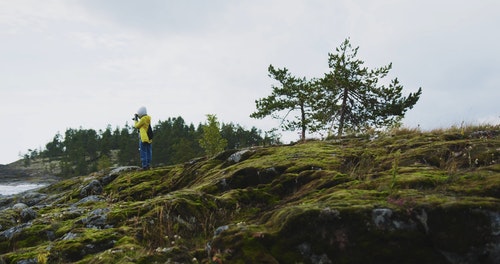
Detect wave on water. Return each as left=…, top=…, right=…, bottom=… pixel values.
left=0, top=183, right=46, bottom=196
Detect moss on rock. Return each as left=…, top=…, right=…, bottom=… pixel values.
left=1, top=126, right=499, bottom=263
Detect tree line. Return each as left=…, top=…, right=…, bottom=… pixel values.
left=23, top=116, right=279, bottom=177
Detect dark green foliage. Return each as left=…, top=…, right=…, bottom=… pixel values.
left=26, top=116, right=271, bottom=177
left=252, top=38, right=422, bottom=139
left=98, top=125, right=119, bottom=157
left=116, top=123, right=140, bottom=166
left=318, top=38, right=422, bottom=137
left=199, top=114, right=228, bottom=157
left=152, top=117, right=203, bottom=165
left=44, top=132, right=64, bottom=160
left=60, top=128, right=99, bottom=176
left=251, top=65, right=319, bottom=142
left=221, top=123, right=264, bottom=149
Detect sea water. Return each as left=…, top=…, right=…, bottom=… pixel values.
left=0, top=183, right=45, bottom=196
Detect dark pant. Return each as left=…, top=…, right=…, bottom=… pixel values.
left=139, top=141, right=152, bottom=168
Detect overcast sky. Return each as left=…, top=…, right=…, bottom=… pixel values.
left=1, top=0, right=499, bottom=165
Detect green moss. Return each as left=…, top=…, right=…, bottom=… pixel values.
left=221, top=188, right=278, bottom=209
left=11, top=223, right=52, bottom=249
left=41, top=175, right=84, bottom=194
left=107, top=201, right=150, bottom=226
left=54, top=220, right=76, bottom=237
left=76, top=236, right=145, bottom=264
left=2, top=126, right=499, bottom=263
left=447, top=169, right=500, bottom=197
left=48, top=228, right=120, bottom=263
left=1, top=245, right=53, bottom=264
left=394, top=171, right=450, bottom=189
left=0, top=209, right=18, bottom=231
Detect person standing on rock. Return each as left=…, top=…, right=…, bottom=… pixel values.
left=133, top=106, right=153, bottom=170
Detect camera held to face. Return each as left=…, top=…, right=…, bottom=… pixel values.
left=132, top=114, right=139, bottom=121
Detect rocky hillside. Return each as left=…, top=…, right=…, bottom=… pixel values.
left=0, top=127, right=499, bottom=263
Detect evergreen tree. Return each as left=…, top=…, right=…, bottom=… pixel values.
left=28, top=116, right=271, bottom=176
left=317, top=38, right=422, bottom=137
left=44, top=132, right=64, bottom=160
left=98, top=125, right=116, bottom=157
left=171, top=117, right=197, bottom=159
left=61, top=128, right=99, bottom=176
left=199, top=114, right=227, bottom=156
left=250, top=65, right=318, bottom=142
left=220, top=123, right=237, bottom=149
left=221, top=123, right=265, bottom=149
left=247, top=126, right=266, bottom=146
left=117, top=123, right=139, bottom=166
left=153, top=117, right=203, bottom=165
left=170, top=122, right=203, bottom=163
left=171, top=137, right=200, bottom=164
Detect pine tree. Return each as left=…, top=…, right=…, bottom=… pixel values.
left=117, top=124, right=139, bottom=166
left=61, top=128, right=99, bottom=176
left=44, top=132, right=64, bottom=160
left=220, top=123, right=264, bottom=149
left=250, top=65, right=319, bottom=142
left=317, top=38, right=422, bottom=137
left=199, top=114, right=227, bottom=157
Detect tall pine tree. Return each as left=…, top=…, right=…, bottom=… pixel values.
left=317, top=38, right=422, bottom=137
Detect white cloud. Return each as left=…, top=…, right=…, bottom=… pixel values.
left=69, top=31, right=131, bottom=50
left=1, top=0, right=499, bottom=164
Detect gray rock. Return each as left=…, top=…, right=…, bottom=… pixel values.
left=109, top=166, right=140, bottom=175
left=15, top=258, right=38, bottom=264
left=0, top=223, right=31, bottom=240
left=20, top=207, right=37, bottom=222
left=80, top=180, right=103, bottom=197
left=21, top=192, right=47, bottom=206
left=214, top=225, right=229, bottom=236
left=78, top=208, right=111, bottom=229
left=101, top=166, right=140, bottom=186
left=12, top=203, right=28, bottom=212
left=74, top=195, right=103, bottom=207
left=62, top=232, right=78, bottom=240
left=227, top=150, right=253, bottom=163
left=0, top=196, right=15, bottom=210
left=60, top=207, right=85, bottom=220
left=372, top=208, right=393, bottom=229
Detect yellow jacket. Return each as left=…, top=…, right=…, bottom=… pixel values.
left=134, top=115, right=153, bottom=143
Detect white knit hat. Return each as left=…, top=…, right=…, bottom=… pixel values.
left=137, top=106, right=147, bottom=117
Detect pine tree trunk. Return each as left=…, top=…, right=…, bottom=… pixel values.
left=337, top=87, right=349, bottom=137
left=300, top=104, right=306, bottom=142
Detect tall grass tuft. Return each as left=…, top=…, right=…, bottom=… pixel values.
left=390, top=150, right=401, bottom=194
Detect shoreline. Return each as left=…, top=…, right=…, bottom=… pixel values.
left=0, top=162, right=60, bottom=196
left=0, top=163, right=60, bottom=184
left=0, top=182, right=48, bottom=196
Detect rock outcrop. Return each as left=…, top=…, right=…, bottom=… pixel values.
left=0, top=128, right=499, bottom=263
